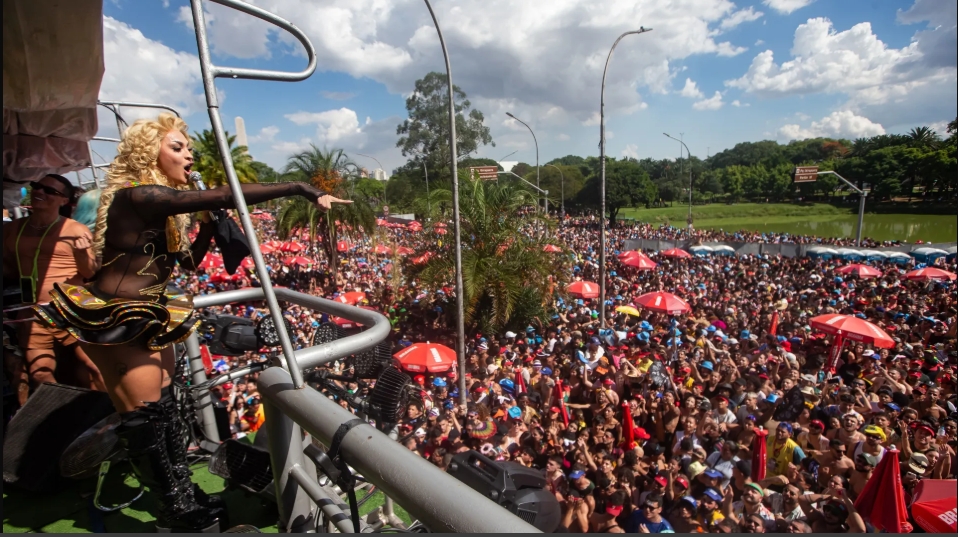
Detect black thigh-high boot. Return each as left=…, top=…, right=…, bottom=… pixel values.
left=117, top=403, right=224, bottom=533
left=158, top=386, right=227, bottom=514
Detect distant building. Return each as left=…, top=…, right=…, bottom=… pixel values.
left=234, top=116, right=248, bottom=151
left=374, top=168, right=388, bottom=181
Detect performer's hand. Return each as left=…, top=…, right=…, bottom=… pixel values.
left=73, top=233, right=93, bottom=250
left=316, top=195, right=352, bottom=212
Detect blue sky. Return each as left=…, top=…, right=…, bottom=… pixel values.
left=92, top=0, right=957, bottom=176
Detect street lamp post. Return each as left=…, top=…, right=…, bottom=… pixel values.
left=412, top=149, right=431, bottom=219
left=423, top=0, right=467, bottom=406
left=506, top=112, right=542, bottom=213
left=599, top=27, right=652, bottom=329
left=545, top=163, right=565, bottom=216
left=663, top=133, right=692, bottom=228
left=355, top=152, right=387, bottom=206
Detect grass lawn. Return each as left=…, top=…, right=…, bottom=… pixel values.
left=617, top=202, right=851, bottom=224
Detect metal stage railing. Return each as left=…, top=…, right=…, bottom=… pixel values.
left=182, top=0, right=540, bottom=532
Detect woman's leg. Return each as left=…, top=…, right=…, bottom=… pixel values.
left=81, top=343, right=164, bottom=412
left=69, top=344, right=107, bottom=392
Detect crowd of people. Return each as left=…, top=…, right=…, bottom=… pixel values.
left=4, top=191, right=956, bottom=533
left=186, top=213, right=955, bottom=533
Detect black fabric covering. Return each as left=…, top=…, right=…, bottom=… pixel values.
left=212, top=212, right=251, bottom=275
left=774, top=386, right=806, bottom=423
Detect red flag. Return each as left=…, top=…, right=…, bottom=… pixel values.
left=751, top=427, right=769, bottom=482
left=854, top=447, right=912, bottom=533
left=826, top=334, right=845, bottom=374
left=200, top=344, right=214, bottom=375
left=514, top=370, right=527, bottom=394
left=621, top=402, right=636, bottom=451
left=769, top=312, right=780, bottom=336
left=554, top=379, right=570, bottom=427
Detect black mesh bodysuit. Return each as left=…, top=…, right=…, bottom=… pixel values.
left=96, top=182, right=322, bottom=300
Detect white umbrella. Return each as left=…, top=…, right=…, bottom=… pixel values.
left=712, top=245, right=735, bottom=253
left=911, top=247, right=948, bottom=257
left=689, top=245, right=713, bottom=255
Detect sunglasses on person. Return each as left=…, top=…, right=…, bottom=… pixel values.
left=824, top=504, right=847, bottom=517
left=866, top=434, right=883, bottom=441
left=30, top=181, right=67, bottom=197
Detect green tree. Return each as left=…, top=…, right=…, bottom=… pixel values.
left=396, top=72, right=494, bottom=181
left=908, top=126, right=940, bottom=149
left=190, top=129, right=257, bottom=187
left=576, top=158, right=656, bottom=226
left=409, top=173, right=565, bottom=334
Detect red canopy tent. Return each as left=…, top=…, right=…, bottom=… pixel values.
left=854, top=446, right=912, bottom=533
left=567, top=281, right=599, bottom=299
left=660, top=248, right=692, bottom=259
left=911, top=479, right=957, bottom=533
left=634, top=291, right=691, bottom=315
left=905, top=267, right=957, bottom=281
left=809, top=313, right=895, bottom=348
left=393, top=342, right=456, bottom=373
left=836, top=264, right=883, bottom=278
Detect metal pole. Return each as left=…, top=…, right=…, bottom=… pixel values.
left=546, top=164, right=564, bottom=216
left=86, top=142, right=102, bottom=189
left=664, top=133, right=692, bottom=228
left=423, top=160, right=430, bottom=220
left=815, top=171, right=866, bottom=247
left=423, top=0, right=466, bottom=408
left=183, top=334, right=220, bottom=443
left=356, top=152, right=387, bottom=206
left=263, top=400, right=316, bottom=532
left=599, top=27, right=652, bottom=329
left=506, top=113, right=540, bottom=211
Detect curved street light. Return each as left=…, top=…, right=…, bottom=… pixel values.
left=599, top=27, right=652, bottom=329
left=663, top=133, right=693, bottom=228
left=545, top=163, right=565, bottom=216
left=505, top=112, right=542, bottom=212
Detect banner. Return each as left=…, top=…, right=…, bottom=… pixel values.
left=826, top=334, right=845, bottom=374
left=770, top=312, right=779, bottom=336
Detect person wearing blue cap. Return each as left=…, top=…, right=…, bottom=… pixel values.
left=433, top=377, right=446, bottom=388
left=767, top=422, right=804, bottom=478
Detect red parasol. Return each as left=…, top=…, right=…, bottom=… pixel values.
left=435, top=227, right=447, bottom=235
left=240, top=257, right=256, bottom=269
left=393, top=342, right=456, bottom=373
left=809, top=313, right=895, bottom=349
left=617, top=250, right=639, bottom=259
left=567, top=281, right=599, bottom=299
left=336, top=240, right=351, bottom=252
left=751, top=427, right=768, bottom=482
left=411, top=252, right=434, bottom=265
left=284, top=256, right=313, bottom=266
left=376, top=218, right=388, bottom=227
left=280, top=241, right=304, bottom=253
left=198, top=253, right=224, bottom=270
left=905, top=267, right=956, bottom=281
left=543, top=244, right=562, bottom=253
left=331, top=306, right=378, bottom=329
left=621, top=253, right=657, bottom=270
left=264, top=240, right=282, bottom=248
left=854, top=447, right=912, bottom=533
left=407, top=221, right=422, bottom=231
left=634, top=291, right=691, bottom=315
left=334, top=291, right=366, bottom=305
left=374, top=244, right=391, bottom=254
left=911, top=479, right=957, bottom=533
left=660, top=248, right=692, bottom=259
left=836, top=264, right=883, bottom=278
left=435, top=222, right=447, bottom=227
left=259, top=243, right=276, bottom=255
left=396, top=246, right=415, bottom=256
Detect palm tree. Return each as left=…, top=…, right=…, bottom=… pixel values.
left=408, top=173, right=568, bottom=334
left=280, top=145, right=375, bottom=276
left=190, top=129, right=257, bottom=186
left=908, top=126, right=940, bottom=149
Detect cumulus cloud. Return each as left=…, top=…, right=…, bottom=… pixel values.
left=679, top=78, right=704, bottom=99
left=285, top=108, right=363, bottom=143
left=731, top=99, right=749, bottom=107
left=622, top=144, right=639, bottom=159
left=720, top=7, right=763, bottom=31
left=778, top=110, right=885, bottom=140
left=762, top=0, right=815, bottom=15
left=693, top=91, right=724, bottom=110
left=897, top=0, right=957, bottom=69
left=249, top=126, right=280, bottom=143
left=321, top=91, right=357, bottom=101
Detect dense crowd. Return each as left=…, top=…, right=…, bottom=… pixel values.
left=189, top=214, right=955, bottom=534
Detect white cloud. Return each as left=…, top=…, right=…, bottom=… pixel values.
left=321, top=91, right=357, bottom=101
left=679, top=78, right=704, bottom=99
left=285, top=108, right=363, bottom=143
left=99, top=16, right=205, bottom=123
left=897, top=0, right=957, bottom=69
left=720, top=7, right=763, bottom=31
left=762, top=0, right=815, bottom=15
left=622, top=144, right=639, bottom=159
left=731, top=100, right=749, bottom=107
left=693, top=91, right=724, bottom=110
left=249, top=126, right=280, bottom=143
left=778, top=110, right=885, bottom=140
left=557, top=133, right=571, bottom=141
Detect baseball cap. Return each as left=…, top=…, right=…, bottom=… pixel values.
left=679, top=496, right=698, bottom=510
left=654, top=475, right=668, bottom=487
left=675, top=475, right=689, bottom=489
left=700, top=361, right=714, bottom=371
left=765, top=394, right=780, bottom=404
left=703, top=468, right=724, bottom=480
left=507, top=406, right=522, bottom=420
left=505, top=331, right=517, bottom=338
left=433, top=377, right=447, bottom=387
left=569, top=470, right=586, bottom=480
left=703, top=488, right=723, bottom=502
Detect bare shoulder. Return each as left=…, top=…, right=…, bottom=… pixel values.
left=63, top=218, right=93, bottom=235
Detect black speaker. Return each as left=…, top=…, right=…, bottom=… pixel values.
left=3, top=383, right=114, bottom=492
left=212, top=399, right=233, bottom=441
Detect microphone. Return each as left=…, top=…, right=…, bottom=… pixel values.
left=189, top=171, right=220, bottom=222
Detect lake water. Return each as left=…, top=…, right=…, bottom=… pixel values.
left=697, top=214, right=957, bottom=244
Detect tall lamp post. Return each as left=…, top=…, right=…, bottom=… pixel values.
left=423, top=0, right=466, bottom=406
left=663, top=133, right=692, bottom=228
left=506, top=112, right=542, bottom=213
left=355, top=152, right=387, bottom=207
left=599, top=27, right=652, bottom=328
left=412, top=149, right=431, bottom=219
left=545, top=163, right=565, bottom=216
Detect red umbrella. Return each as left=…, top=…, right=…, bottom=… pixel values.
left=543, top=244, right=562, bottom=253
left=634, top=291, right=691, bottom=315
left=336, top=240, right=351, bottom=252
left=198, top=253, right=224, bottom=270
left=376, top=218, right=388, bottom=226
left=854, top=447, right=912, bottom=533
left=617, top=250, right=640, bottom=259
left=836, top=264, right=883, bottom=278
left=567, top=281, right=599, bottom=299
left=240, top=257, right=256, bottom=269
left=911, top=479, right=957, bottom=533
left=621, top=253, right=657, bottom=270
left=809, top=313, right=895, bottom=349
left=280, top=241, right=304, bottom=253
left=259, top=243, right=276, bottom=255
left=660, top=248, right=692, bottom=259
left=393, top=342, right=456, bottom=373
left=435, top=227, right=447, bottom=235
left=396, top=246, right=415, bottom=256
left=411, top=252, right=434, bottom=265
left=335, top=291, right=366, bottom=305
left=751, top=427, right=769, bottom=482
left=435, top=222, right=447, bottom=227
left=284, top=256, right=313, bottom=266
left=407, top=221, right=422, bottom=231
left=905, top=267, right=957, bottom=281
left=264, top=240, right=282, bottom=248
left=374, top=244, right=391, bottom=254
left=331, top=306, right=378, bottom=329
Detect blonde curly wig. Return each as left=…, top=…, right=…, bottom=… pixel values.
left=92, top=113, right=192, bottom=257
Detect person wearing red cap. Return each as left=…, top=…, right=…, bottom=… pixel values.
left=589, top=489, right=626, bottom=533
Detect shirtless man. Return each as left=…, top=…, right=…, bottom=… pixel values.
left=813, top=438, right=854, bottom=490
left=589, top=490, right=626, bottom=533
left=833, top=413, right=866, bottom=451
left=910, top=386, right=948, bottom=421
